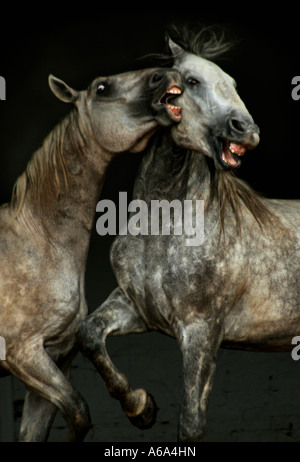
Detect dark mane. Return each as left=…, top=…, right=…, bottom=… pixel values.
left=208, top=168, right=275, bottom=233
left=137, top=24, right=234, bottom=69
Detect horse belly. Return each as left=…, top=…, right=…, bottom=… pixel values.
left=223, top=290, right=300, bottom=351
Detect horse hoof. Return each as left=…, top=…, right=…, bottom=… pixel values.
left=122, top=389, right=158, bottom=430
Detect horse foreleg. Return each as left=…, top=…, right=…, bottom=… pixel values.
left=176, top=319, right=223, bottom=442
left=7, top=344, right=91, bottom=442
left=19, top=348, right=77, bottom=441
left=77, top=287, right=158, bottom=429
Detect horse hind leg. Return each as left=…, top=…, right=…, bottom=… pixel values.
left=77, top=287, right=157, bottom=430
left=19, top=348, right=77, bottom=441
left=20, top=389, right=57, bottom=441
left=6, top=344, right=91, bottom=442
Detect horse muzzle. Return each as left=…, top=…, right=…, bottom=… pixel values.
left=150, top=69, right=183, bottom=126
left=217, top=114, right=260, bottom=169
left=227, top=116, right=260, bottom=150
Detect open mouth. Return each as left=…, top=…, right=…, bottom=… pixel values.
left=219, top=139, right=247, bottom=169
left=158, top=85, right=182, bottom=122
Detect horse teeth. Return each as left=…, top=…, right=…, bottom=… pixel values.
left=229, top=144, right=246, bottom=157
left=229, top=145, right=241, bottom=156
left=167, top=88, right=182, bottom=94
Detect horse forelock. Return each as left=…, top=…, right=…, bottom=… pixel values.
left=167, top=24, right=234, bottom=61
left=10, top=108, right=85, bottom=219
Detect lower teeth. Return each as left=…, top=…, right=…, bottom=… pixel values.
left=167, top=104, right=181, bottom=116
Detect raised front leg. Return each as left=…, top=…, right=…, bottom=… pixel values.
left=77, top=287, right=157, bottom=429
left=176, top=319, right=223, bottom=442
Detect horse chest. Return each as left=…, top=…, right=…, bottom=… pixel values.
left=111, top=234, right=222, bottom=331
left=111, top=235, right=148, bottom=299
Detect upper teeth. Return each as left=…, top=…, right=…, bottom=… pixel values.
left=229, top=145, right=242, bottom=156
left=168, top=88, right=182, bottom=94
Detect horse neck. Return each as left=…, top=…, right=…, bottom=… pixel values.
left=133, top=132, right=211, bottom=202
left=133, top=133, right=276, bottom=238
left=12, top=109, right=112, bottom=259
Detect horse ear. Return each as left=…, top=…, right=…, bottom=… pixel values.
left=168, top=37, right=185, bottom=60
left=48, top=75, right=79, bottom=103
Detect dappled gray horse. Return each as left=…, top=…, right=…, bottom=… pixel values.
left=78, top=32, right=300, bottom=442
left=0, top=67, right=182, bottom=441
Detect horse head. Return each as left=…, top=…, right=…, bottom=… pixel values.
left=49, top=67, right=182, bottom=155
left=168, top=36, right=260, bottom=170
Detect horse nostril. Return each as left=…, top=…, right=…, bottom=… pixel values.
left=229, top=118, right=247, bottom=133
left=149, top=71, right=164, bottom=87
left=228, top=117, right=260, bottom=149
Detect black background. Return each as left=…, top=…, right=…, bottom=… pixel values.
left=1, top=2, right=300, bottom=443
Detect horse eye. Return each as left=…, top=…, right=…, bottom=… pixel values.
left=187, top=78, right=200, bottom=86
left=96, top=83, right=106, bottom=94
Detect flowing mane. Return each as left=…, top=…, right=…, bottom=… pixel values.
left=10, top=108, right=86, bottom=217
left=208, top=168, right=275, bottom=233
